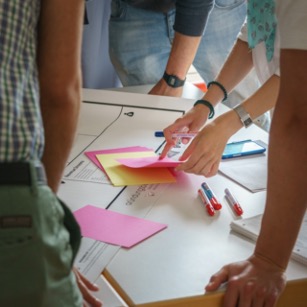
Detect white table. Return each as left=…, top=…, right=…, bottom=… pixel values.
left=59, top=88, right=307, bottom=307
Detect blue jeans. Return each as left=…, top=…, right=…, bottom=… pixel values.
left=109, top=0, right=262, bottom=108
left=82, top=0, right=121, bottom=89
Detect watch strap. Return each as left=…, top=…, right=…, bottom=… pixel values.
left=234, top=105, right=253, bottom=128
left=163, top=71, right=186, bottom=88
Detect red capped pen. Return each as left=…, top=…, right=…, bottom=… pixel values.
left=198, top=189, right=215, bottom=216
left=225, top=188, right=243, bottom=216
left=201, top=182, right=222, bottom=210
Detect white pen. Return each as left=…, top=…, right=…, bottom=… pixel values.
left=171, top=132, right=197, bottom=138
left=225, top=188, right=243, bottom=216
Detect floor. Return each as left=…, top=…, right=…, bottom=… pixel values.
left=186, top=65, right=207, bottom=92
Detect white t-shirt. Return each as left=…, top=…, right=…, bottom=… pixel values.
left=238, top=21, right=280, bottom=85
left=276, top=0, right=307, bottom=50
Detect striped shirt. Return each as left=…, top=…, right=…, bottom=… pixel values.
left=0, top=0, right=43, bottom=162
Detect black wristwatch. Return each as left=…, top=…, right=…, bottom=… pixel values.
left=163, top=71, right=186, bottom=88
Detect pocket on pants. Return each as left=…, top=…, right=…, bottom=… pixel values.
left=57, top=198, right=81, bottom=263
left=110, top=0, right=127, bottom=20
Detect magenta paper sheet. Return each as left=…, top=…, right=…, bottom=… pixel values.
left=116, top=156, right=182, bottom=168
left=74, top=205, right=167, bottom=248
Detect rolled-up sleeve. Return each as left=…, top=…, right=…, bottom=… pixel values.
left=174, top=0, right=214, bottom=36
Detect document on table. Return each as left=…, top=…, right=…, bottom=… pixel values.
left=63, top=157, right=111, bottom=184
left=63, top=102, right=183, bottom=184
left=72, top=183, right=170, bottom=282
left=85, top=146, right=153, bottom=169
left=96, top=151, right=176, bottom=186
left=74, top=237, right=120, bottom=282
left=219, top=154, right=267, bottom=192
left=74, top=241, right=128, bottom=306
left=64, top=146, right=155, bottom=184
left=230, top=212, right=307, bottom=266
left=74, top=205, right=167, bottom=248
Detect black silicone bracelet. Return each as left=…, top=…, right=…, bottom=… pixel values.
left=207, top=81, right=228, bottom=102
left=193, top=99, right=215, bottom=119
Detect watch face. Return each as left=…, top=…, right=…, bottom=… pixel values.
left=169, top=76, right=176, bottom=86
left=234, top=105, right=253, bottom=128
left=244, top=118, right=253, bottom=127
left=163, top=72, right=185, bottom=88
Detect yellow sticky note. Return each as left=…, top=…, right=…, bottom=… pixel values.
left=96, top=151, right=176, bottom=186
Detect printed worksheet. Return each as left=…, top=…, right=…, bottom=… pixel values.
left=63, top=102, right=183, bottom=184
left=59, top=99, right=186, bottom=292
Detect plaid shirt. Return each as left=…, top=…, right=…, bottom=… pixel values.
left=0, top=0, right=43, bottom=162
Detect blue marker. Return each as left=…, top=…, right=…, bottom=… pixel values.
left=155, top=131, right=197, bottom=138
left=201, top=182, right=222, bottom=210
left=154, top=131, right=164, bottom=137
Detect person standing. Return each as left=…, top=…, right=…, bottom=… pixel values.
left=109, top=0, right=260, bottom=110
left=205, top=1, right=307, bottom=306
left=0, top=0, right=101, bottom=306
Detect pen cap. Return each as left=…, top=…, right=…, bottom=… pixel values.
left=201, top=182, right=222, bottom=210
left=155, top=131, right=164, bottom=137
left=225, top=188, right=237, bottom=204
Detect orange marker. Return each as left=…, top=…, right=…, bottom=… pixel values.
left=198, top=189, right=215, bottom=216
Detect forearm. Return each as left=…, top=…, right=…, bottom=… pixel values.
left=41, top=89, right=81, bottom=192
left=242, top=74, right=279, bottom=119
left=165, top=32, right=202, bottom=80
left=150, top=32, right=202, bottom=97
left=38, top=0, right=84, bottom=192
left=200, top=75, right=279, bottom=150
left=201, top=39, right=254, bottom=106
left=255, top=49, right=307, bottom=269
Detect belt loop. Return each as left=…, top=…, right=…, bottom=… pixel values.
left=29, top=161, right=45, bottom=195
left=29, top=161, right=38, bottom=195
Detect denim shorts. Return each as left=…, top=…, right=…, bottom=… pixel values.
left=0, top=162, right=82, bottom=307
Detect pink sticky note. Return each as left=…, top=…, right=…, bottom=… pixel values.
left=85, top=146, right=153, bottom=169
left=117, top=156, right=182, bottom=168
left=74, top=205, right=167, bottom=248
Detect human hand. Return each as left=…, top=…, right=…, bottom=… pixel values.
left=159, top=105, right=209, bottom=159
left=148, top=78, right=183, bottom=97
left=205, top=255, right=286, bottom=307
left=73, top=268, right=103, bottom=307
left=175, top=115, right=231, bottom=176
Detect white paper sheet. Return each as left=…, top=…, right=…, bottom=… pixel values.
left=219, top=154, right=268, bottom=192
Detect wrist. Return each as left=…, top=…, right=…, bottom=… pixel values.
left=233, top=104, right=253, bottom=128
left=251, top=252, right=286, bottom=272
left=163, top=71, right=186, bottom=88
left=193, top=99, right=215, bottom=119
left=207, top=81, right=228, bottom=102
left=216, top=111, right=240, bottom=137
left=150, top=79, right=183, bottom=97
